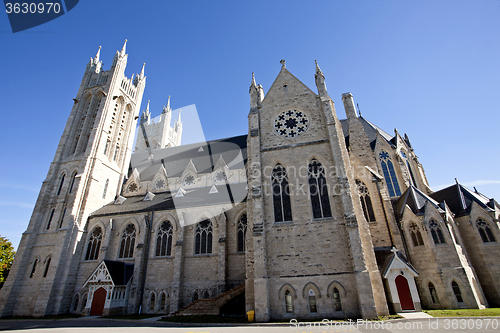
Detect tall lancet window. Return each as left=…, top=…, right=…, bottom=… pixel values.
left=237, top=213, right=247, bottom=252
left=429, top=219, right=445, bottom=244
left=308, top=160, right=332, bottom=219
left=85, top=227, right=102, bottom=261
left=119, top=224, right=136, bottom=258
left=379, top=151, right=401, bottom=197
left=355, top=179, right=375, bottom=222
left=156, top=221, right=173, bottom=256
left=409, top=222, right=425, bottom=246
left=476, top=218, right=496, bottom=243
left=195, top=220, right=212, bottom=254
left=57, top=174, right=65, bottom=196
left=272, top=164, right=292, bottom=223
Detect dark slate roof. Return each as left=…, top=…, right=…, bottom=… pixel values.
left=396, top=185, right=444, bottom=217
left=91, top=183, right=248, bottom=217
left=131, top=135, right=247, bottom=181
left=340, top=116, right=394, bottom=150
left=380, top=250, right=419, bottom=277
left=104, top=260, right=134, bottom=285
left=430, top=182, right=495, bottom=217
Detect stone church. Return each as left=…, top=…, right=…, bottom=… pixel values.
left=1, top=41, right=499, bottom=321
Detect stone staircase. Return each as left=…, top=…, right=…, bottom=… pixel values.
left=171, top=283, right=245, bottom=316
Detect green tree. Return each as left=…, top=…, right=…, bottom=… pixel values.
left=0, top=236, right=15, bottom=288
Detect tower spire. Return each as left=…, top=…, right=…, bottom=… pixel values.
left=314, top=60, right=327, bottom=97
left=162, top=95, right=171, bottom=114
left=140, top=62, right=145, bottom=78
left=94, top=46, right=101, bottom=64
left=120, top=39, right=127, bottom=56
left=251, top=72, right=257, bottom=88
left=177, top=109, right=182, bottom=123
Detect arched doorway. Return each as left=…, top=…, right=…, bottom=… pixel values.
left=395, top=275, right=414, bottom=311
left=90, top=287, right=107, bottom=316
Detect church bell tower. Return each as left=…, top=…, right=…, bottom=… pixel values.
left=0, top=40, right=146, bottom=317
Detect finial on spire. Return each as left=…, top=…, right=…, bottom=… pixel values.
left=280, top=59, right=286, bottom=69
left=163, top=95, right=171, bottom=114
left=120, top=39, right=127, bottom=56
left=251, top=72, right=257, bottom=87
left=146, top=100, right=150, bottom=112
left=177, top=109, right=182, bottom=122
left=140, top=62, right=145, bottom=77
left=94, top=46, right=101, bottom=64
left=315, top=60, right=323, bottom=75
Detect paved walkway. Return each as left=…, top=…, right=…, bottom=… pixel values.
left=398, top=311, right=433, bottom=319
left=139, top=316, right=164, bottom=321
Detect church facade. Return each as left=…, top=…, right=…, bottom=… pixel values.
left=1, top=41, right=499, bottom=321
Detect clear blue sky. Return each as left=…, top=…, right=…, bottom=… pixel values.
left=1, top=1, right=499, bottom=250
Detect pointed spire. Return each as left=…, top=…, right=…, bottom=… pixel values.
left=140, top=63, right=145, bottom=77
left=162, top=95, right=172, bottom=114
left=94, top=46, right=101, bottom=64
left=146, top=100, right=150, bottom=113
left=251, top=72, right=257, bottom=88
left=177, top=109, right=182, bottom=123
left=315, top=60, right=323, bottom=76
left=315, top=60, right=328, bottom=97
left=120, top=39, right=127, bottom=56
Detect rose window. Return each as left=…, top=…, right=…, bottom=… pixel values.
left=128, top=183, right=138, bottom=192
left=274, top=109, right=309, bottom=138
left=183, top=175, right=195, bottom=186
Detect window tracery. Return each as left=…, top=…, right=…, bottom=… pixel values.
left=237, top=213, right=247, bottom=252
left=355, top=179, right=375, bottom=222
left=119, top=224, right=136, bottom=258
left=379, top=150, right=401, bottom=197
left=476, top=218, right=496, bottom=243
left=156, top=221, right=173, bottom=256
left=429, top=219, right=445, bottom=244
left=272, top=164, right=292, bottom=223
left=85, top=227, right=102, bottom=260
left=195, top=220, right=212, bottom=254
left=409, top=222, right=425, bottom=246
left=308, top=160, right=332, bottom=219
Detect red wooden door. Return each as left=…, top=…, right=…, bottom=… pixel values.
left=395, top=275, right=414, bottom=311
left=90, top=287, right=107, bottom=316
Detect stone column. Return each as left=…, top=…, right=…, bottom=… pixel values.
left=170, top=214, right=185, bottom=313
left=217, top=211, right=227, bottom=295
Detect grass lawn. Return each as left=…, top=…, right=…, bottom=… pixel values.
left=424, top=308, right=500, bottom=317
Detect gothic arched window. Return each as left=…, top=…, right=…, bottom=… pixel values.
left=113, top=144, right=120, bottom=161
left=285, top=290, right=293, bottom=313
left=57, top=174, right=65, bottom=196
left=149, top=292, right=156, bottom=311
left=160, top=292, right=166, bottom=311
left=193, top=291, right=199, bottom=302
left=409, top=222, right=425, bottom=246
left=46, top=209, right=55, bottom=230
left=237, top=213, right=247, bottom=252
left=452, top=281, right=464, bottom=303
left=195, top=220, right=212, bottom=255
left=476, top=218, right=496, bottom=243
left=308, top=160, right=332, bottom=219
left=72, top=294, right=80, bottom=312
left=58, top=208, right=66, bottom=229
left=43, top=257, right=51, bottom=278
left=333, top=287, right=342, bottom=312
left=102, top=179, right=109, bottom=199
left=356, top=179, right=375, bottom=222
left=429, top=282, right=439, bottom=304
left=308, top=289, right=317, bottom=313
left=272, top=164, right=292, bottom=223
left=429, top=219, right=445, bottom=244
left=119, top=224, right=136, bottom=258
left=85, top=227, right=103, bottom=260
left=30, top=259, right=38, bottom=278
left=156, top=221, right=173, bottom=257
left=379, top=151, right=401, bottom=197
left=69, top=172, right=77, bottom=193
left=203, top=290, right=210, bottom=299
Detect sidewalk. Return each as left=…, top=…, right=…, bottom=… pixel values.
left=398, top=312, right=433, bottom=319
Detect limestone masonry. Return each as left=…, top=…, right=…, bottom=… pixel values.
left=1, top=41, right=499, bottom=320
